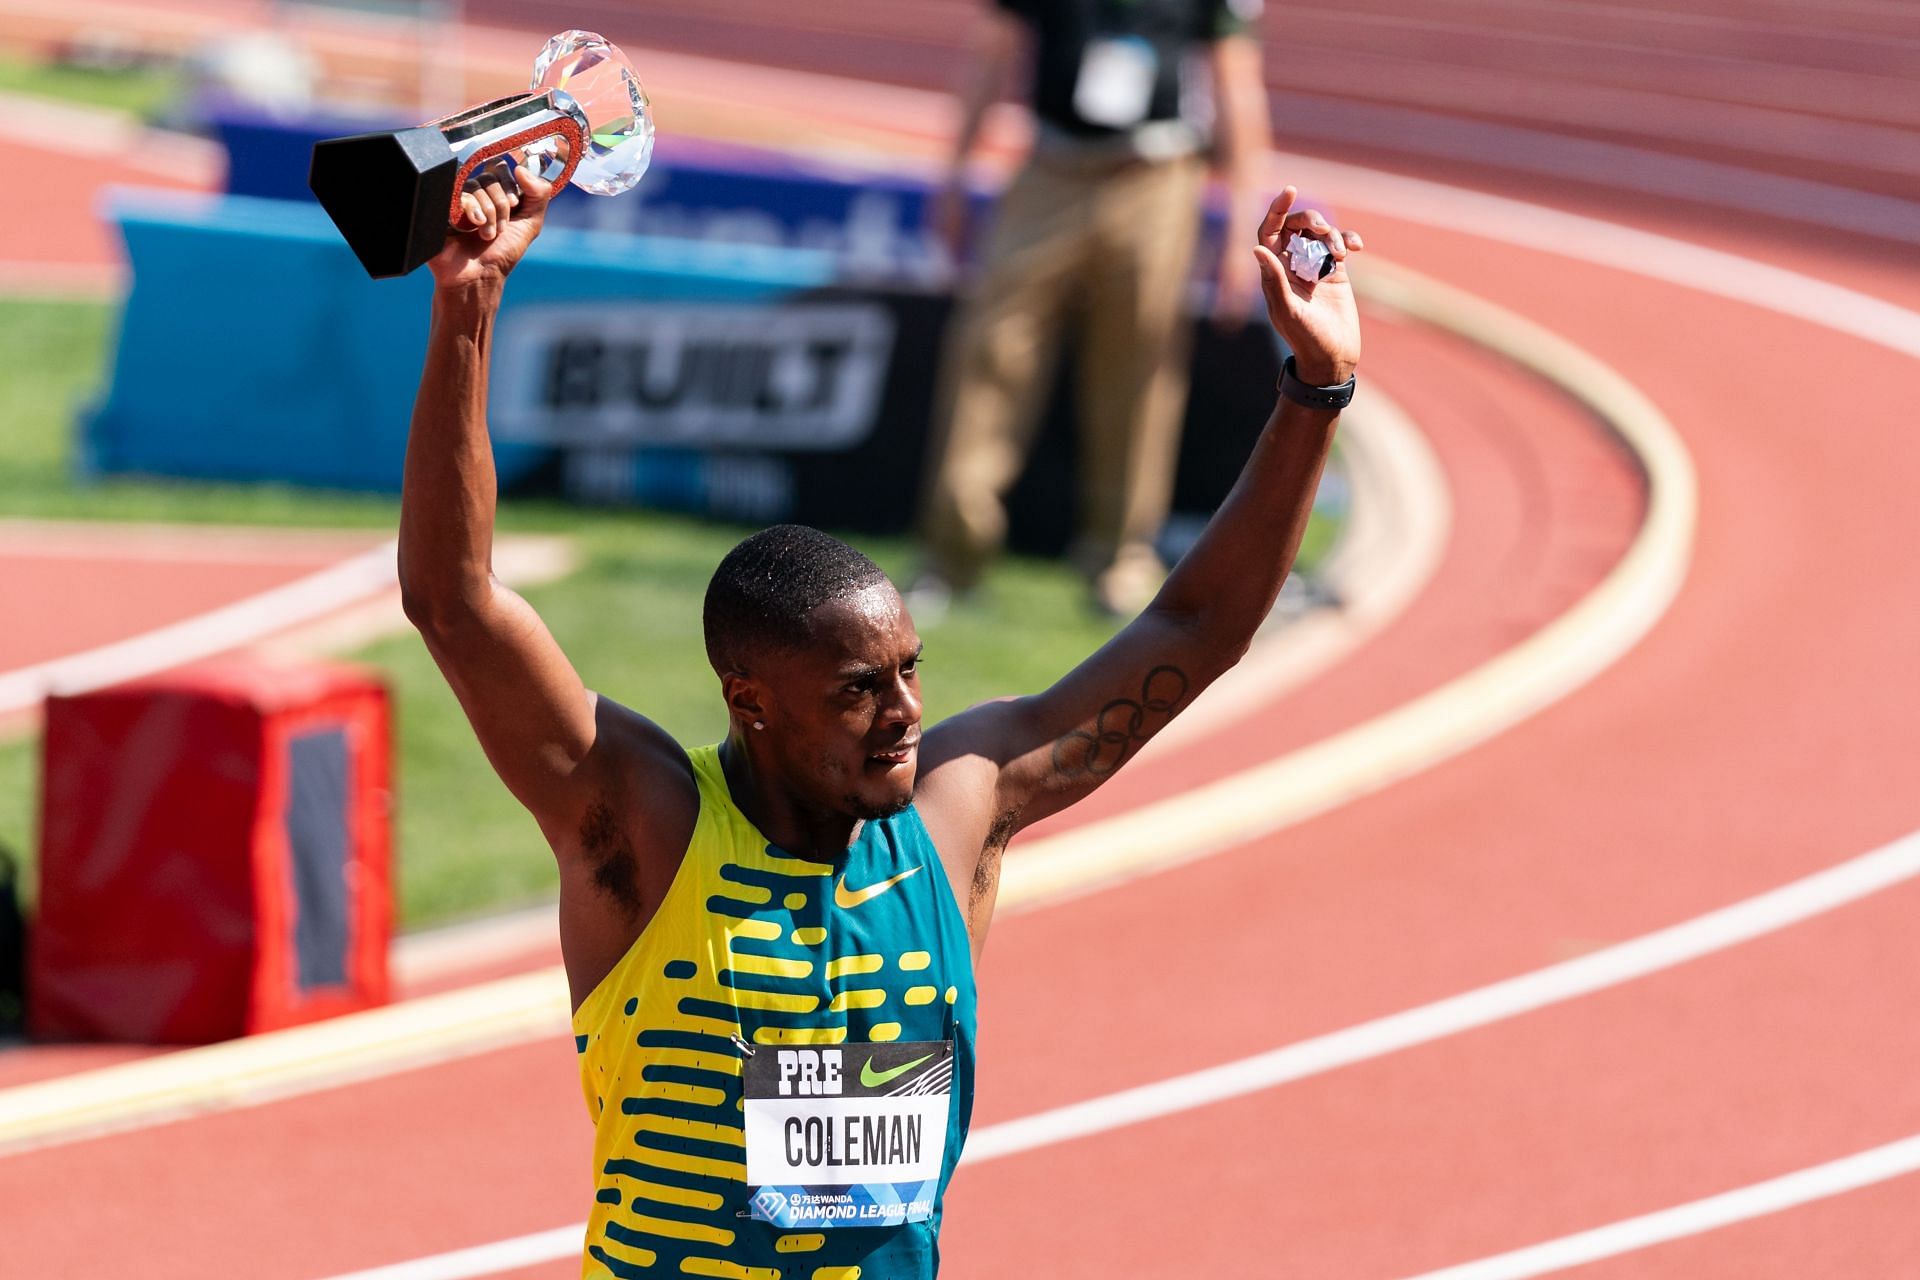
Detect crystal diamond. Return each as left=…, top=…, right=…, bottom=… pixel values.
left=528, top=29, right=654, bottom=196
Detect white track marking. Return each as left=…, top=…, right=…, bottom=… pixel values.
left=1264, top=94, right=1920, bottom=243
left=1400, top=1133, right=1920, bottom=1280
left=1281, top=154, right=1920, bottom=362
left=308, top=827, right=1920, bottom=1280
left=969, top=827, right=1920, bottom=1160
left=1267, top=65, right=1920, bottom=178
left=0, top=90, right=223, bottom=180
left=1385, top=0, right=1916, bottom=42
left=0, top=520, right=376, bottom=564
left=391, top=904, right=561, bottom=988
left=0, top=541, right=399, bottom=716
left=0, top=969, right=571, bottom=1157
left=0, top=260, right=122, bottom=299
left=319, top=1227, right=587, bottom=1280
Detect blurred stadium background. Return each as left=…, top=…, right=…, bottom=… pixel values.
left=1, top=0, right=1917, bottom=1276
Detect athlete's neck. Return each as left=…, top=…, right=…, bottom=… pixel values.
left=719, top=734, right=863, bottom=860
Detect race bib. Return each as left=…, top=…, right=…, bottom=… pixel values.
left=743, top=1041, right=953, bottom=1229
left=1073, top=36, right=1158, bottom=128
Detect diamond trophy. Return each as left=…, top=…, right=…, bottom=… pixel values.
left=309, top=30, right=655, bottom=279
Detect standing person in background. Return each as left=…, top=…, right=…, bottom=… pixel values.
left=915, top=0, right=1271, bottom=617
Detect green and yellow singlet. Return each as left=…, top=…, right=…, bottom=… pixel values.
left=573, top=744, right=979, bottom=1278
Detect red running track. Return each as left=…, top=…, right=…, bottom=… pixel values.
left=8, top=3, right=1920, bottom=1274
left=5, top=191, right=1913, bottom=1278
left=7, top=139, right=1920, bottom=1280
left=0, top=261, right=1667, bottom=1275
left=0, top=525, right=384, bottom=674
left=938, top=201, right=1920, bottom=1273
left=469, top=0, right=1920, bottom=246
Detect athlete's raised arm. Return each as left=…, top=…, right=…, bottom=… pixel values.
left=917, top=188, right=1363, bottom=934
left=398, top=161, right=696, bottom=994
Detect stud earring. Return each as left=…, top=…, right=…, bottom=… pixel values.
left=752, top=720, right=765, bottom=731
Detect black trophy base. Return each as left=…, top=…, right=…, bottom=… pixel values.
left=309, top=126, right=461, bottom=280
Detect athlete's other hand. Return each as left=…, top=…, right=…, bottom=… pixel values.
left=1252, top=187, right=1364, bottom=386
left=428, top=151, right=556, bottom=292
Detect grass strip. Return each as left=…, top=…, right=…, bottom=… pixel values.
left=0, top=53, right=185, bottom=123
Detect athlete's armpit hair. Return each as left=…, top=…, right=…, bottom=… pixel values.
left=581, top=798, right=643, bottom=918
left=1047, top=665, right=1189, bottom=784
left=973, top=803, right=1023, bottom=911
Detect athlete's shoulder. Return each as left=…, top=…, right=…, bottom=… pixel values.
left=588, top=692, right=697, bottom=780
left=548, top=698, right=703, bottom=1009
left=918, top=699, right=1021, bottom=807
left=557, top=695, right=700, bottom=862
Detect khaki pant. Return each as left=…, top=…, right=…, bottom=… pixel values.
left=919, top=152, right=1206, bottom=598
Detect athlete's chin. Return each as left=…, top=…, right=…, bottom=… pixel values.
left=845, top=781, right=915, bottom=822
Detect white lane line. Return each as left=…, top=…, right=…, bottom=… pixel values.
left=1281, top=154, right=1920, bottom=363
left=320, top=1227, right=588, bottom=1280
left=969, top=826, right=1920, bottom=1160
left=0, top=541, right=399, bottom=716
left=0, top=970, right=572, bottom=1158
left=1265, top=93, right=1920, bottom=245
left=0, top=90, right=224, bottom=180
left=1400, top=1133, right=1920, bottom=1280
left=1267, top=63, right=1920, bottom=179
left=0, top=524, right=374, bottom=565
left=310, top=827, right=1920, bottom=1280
left=391, top=903, right=561, bottom=989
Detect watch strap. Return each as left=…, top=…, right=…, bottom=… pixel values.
left=1277, top=355, right=1356, bottom=412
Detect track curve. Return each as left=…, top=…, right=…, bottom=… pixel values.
left=938, top=176, right=1920, bottom=1277
left=4, top=1, right=1919, bottom=1274
left=0, top=215, right=1662, bottom=1278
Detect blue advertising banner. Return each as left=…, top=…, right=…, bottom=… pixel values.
left=215, top=107, right=964, bottom=284
left=85, top=191, right=833, bottom=493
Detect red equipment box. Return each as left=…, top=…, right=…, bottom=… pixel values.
left=30, top=655, right=391, bottom=1043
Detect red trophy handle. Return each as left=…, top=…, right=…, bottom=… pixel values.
left=431, top=93, right=587, bottom=228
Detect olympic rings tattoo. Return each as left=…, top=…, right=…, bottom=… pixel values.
left=1050, top=665, right=1190, bottom=780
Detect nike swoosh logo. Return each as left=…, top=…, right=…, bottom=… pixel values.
left=834, top=865, right=920, bottom=909
left=862, top=1052, right=934, bottom=1088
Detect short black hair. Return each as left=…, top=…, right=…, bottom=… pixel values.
left=703, top=524, right=890, bottom=672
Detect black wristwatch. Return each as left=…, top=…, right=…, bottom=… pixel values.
left=1277, top=356, right=1357, bottom=412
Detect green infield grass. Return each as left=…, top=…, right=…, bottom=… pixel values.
left=0, top=52, right=185, bottom=123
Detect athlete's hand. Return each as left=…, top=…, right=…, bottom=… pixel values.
left=428, top=151, right=557, bottom=292
left=1252, top=187, right=1364, bottom=386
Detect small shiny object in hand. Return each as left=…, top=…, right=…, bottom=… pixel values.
left=1285, top=232, right=1334, bottom=282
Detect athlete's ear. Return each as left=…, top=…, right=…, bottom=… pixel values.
left=721, top=668, right=768, bottom=734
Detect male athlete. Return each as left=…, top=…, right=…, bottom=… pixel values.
left=400, top=158, right=1362, bottom=1277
